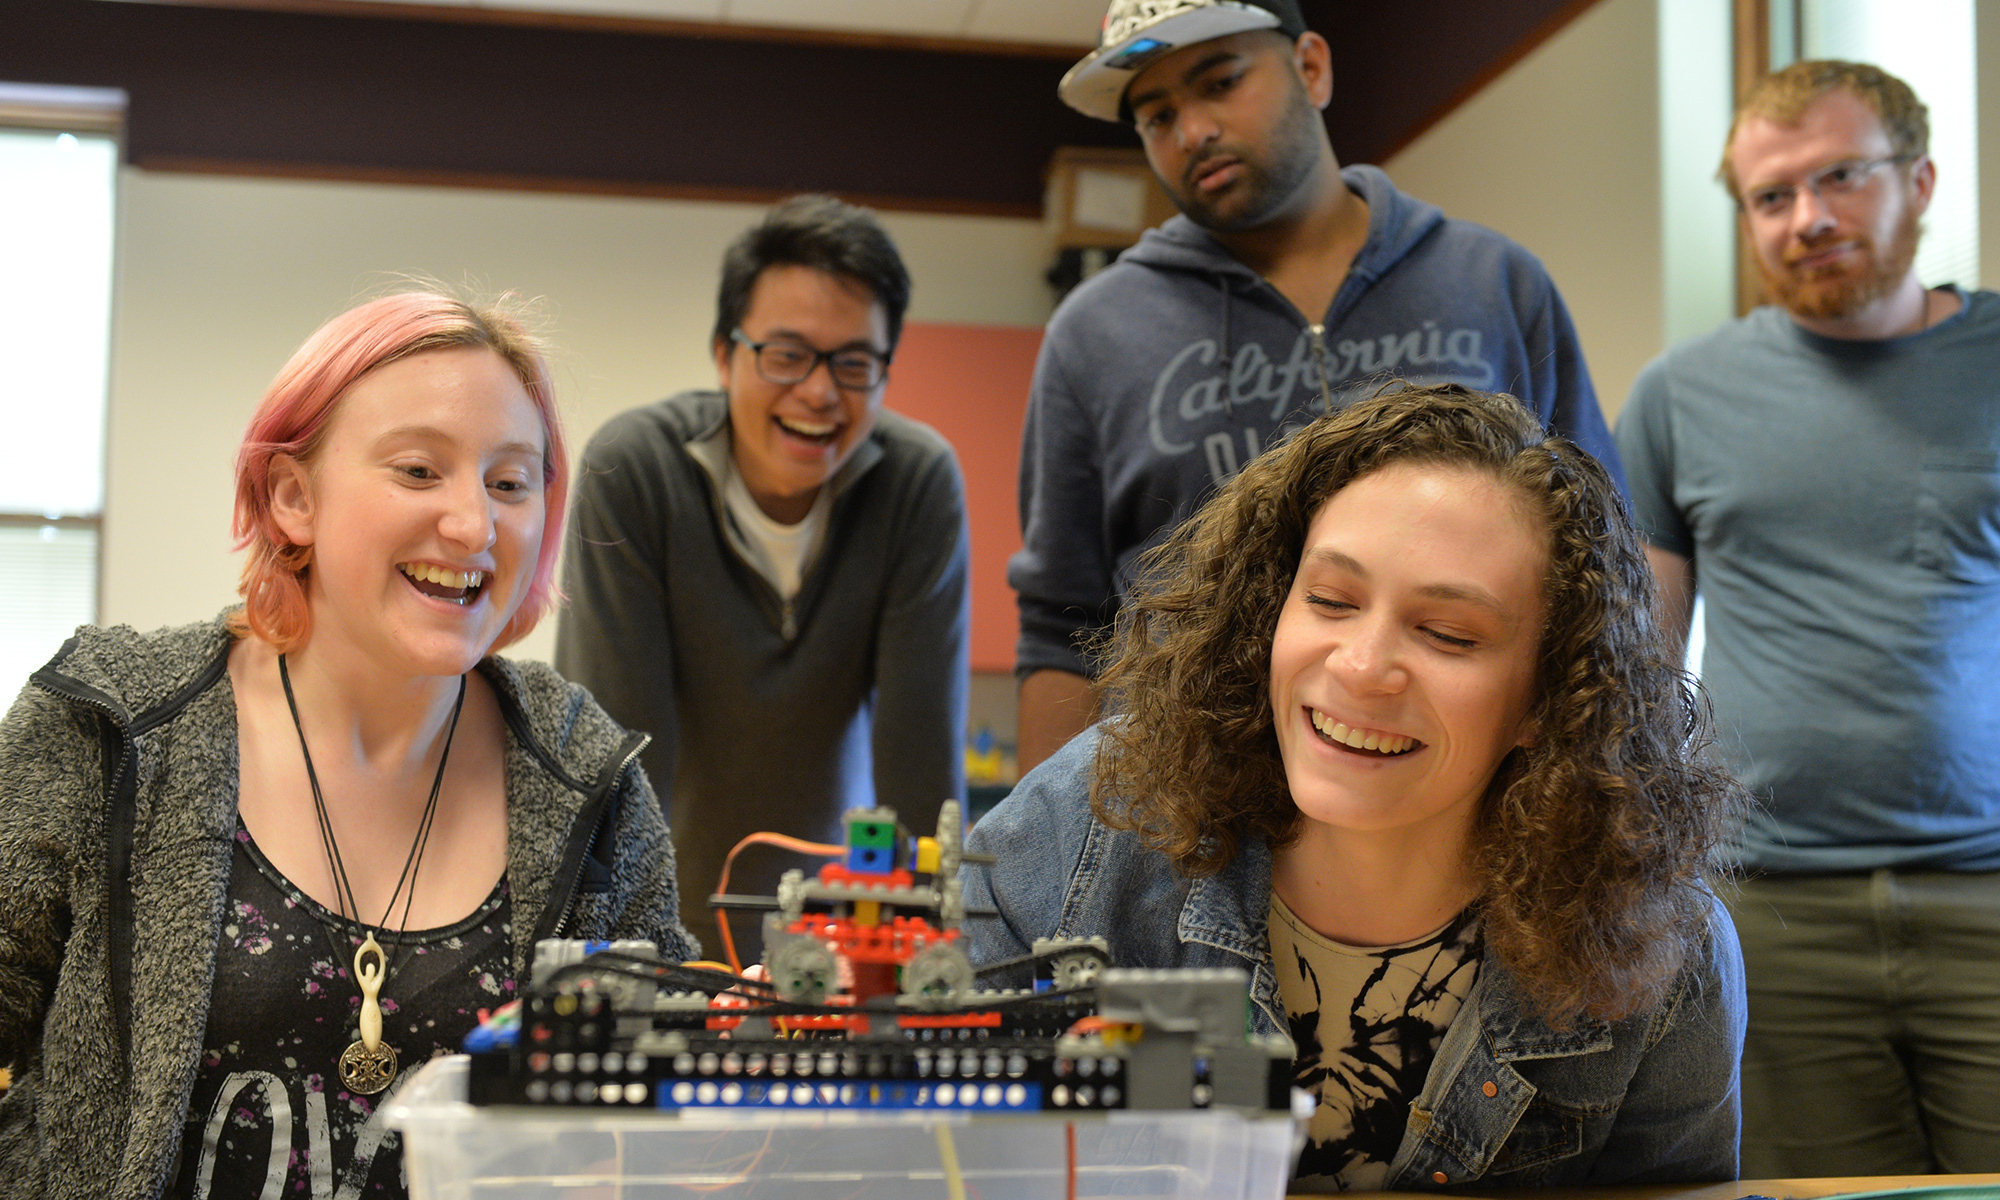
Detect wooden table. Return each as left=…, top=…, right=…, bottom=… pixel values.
left=1347, top=1175, right=2000, bottom=1200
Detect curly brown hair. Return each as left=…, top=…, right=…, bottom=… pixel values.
left=1090, top=384, right=1745, bottom=1025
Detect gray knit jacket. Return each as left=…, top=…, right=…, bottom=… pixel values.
left=0, top=615, right=697, bottom=1199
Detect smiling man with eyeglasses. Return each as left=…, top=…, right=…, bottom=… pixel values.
left=556, top=195, right=970, bottom=953
left=1618, top=61, right=2000, bottom=1175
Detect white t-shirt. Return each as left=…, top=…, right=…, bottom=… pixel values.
left=1268, top=893, right=1481, bottom=1191
left=721, top=462, right=831, bottom=602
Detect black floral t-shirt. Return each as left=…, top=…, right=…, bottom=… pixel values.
left=171, top=824, right=513, bottom=1199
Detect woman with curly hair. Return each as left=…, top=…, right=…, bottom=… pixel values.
left=964, top=383, right=1748, bottom=1189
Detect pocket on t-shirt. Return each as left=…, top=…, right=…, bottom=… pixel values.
left=1916, top=451, right=2000, bottom=583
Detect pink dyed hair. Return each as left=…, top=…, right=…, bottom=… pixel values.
left=231, top=291, right=570, bottom=654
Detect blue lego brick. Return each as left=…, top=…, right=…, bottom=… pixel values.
left=462, top=1023, right=518, bottom=1052
left=846, top=844, right=896, bottom=873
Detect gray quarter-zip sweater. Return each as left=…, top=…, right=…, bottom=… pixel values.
left=0, top=615, right=694, bottom=1199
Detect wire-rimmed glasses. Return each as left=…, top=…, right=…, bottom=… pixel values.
left=1739, top=154, right=1917, bottom=219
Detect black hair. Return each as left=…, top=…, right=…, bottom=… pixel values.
left=711, top=194, right=912, bottom=353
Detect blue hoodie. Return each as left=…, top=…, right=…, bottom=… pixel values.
left=1010, top=165, right=1622, bottom=678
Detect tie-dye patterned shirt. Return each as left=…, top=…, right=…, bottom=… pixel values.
left=1269, top=894, right=1481, bottom=1191
left=171, top=824, right=513, bottom=1199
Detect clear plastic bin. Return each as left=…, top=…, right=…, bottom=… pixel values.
left=386, top=1055, right=1309, bottom=1200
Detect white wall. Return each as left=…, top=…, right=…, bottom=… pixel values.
left=1383, top=0, right=1662, bottom=422
left=102, top=172, right=1051, bottom=662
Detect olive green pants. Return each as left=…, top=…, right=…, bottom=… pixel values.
left=1728, top=869, right=2000, bottom=1176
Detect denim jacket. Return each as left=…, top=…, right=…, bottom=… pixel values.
left=962, top=727, right=1745, bottom=1188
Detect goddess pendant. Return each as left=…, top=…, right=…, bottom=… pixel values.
left=339, top=933, right=399, bottom=1095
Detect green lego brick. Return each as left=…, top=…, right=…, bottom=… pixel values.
left=847, top=820, right=896, bottom=848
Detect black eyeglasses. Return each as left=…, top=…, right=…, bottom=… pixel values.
left=731, top=328, right=891, bottom=391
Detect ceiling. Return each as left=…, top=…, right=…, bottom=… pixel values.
left=152, top=0, right=1109, bottom=46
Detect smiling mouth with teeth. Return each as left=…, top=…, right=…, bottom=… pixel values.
left=400, top=562, right=486, bottom=606
left=1309, top=709, right=1419, bottom=757
left=777, top=416, right=840, bottom=445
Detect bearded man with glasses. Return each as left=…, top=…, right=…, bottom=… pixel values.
left=556, top=195, right=969, bottom=953
left=1618, top=61, right=2000, bottom=1175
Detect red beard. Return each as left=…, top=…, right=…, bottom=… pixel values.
left=1758, top=205, right=1921, bottom=320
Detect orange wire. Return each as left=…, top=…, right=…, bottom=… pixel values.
left=712, top=832, right=843, bottom=973
left=674, top=1127, right=779, bottom=1193
left=1066, top=1121, right=1077, bottom=1200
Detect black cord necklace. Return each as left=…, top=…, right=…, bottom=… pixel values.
left=278, top=653, right=466, bottom=1096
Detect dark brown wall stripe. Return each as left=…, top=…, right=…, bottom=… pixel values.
left=3, top=0, right=1599, bottom=214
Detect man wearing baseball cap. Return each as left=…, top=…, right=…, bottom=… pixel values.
left=1012, top=0, right=1621, bottom=772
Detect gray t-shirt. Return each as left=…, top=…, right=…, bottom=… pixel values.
left=1618, top=288, right=2000, bottom=872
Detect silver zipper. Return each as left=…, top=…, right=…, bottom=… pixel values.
left=1305, top=323, right=1334, bottom=409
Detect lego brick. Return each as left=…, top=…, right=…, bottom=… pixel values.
left=846, top=844, right=896, bottom=873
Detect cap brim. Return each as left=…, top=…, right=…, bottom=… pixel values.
left=1058, top=5, right=1284, bottom=122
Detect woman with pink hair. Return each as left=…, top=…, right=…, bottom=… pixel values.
left=0, top=292, right=695, bottom=1199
